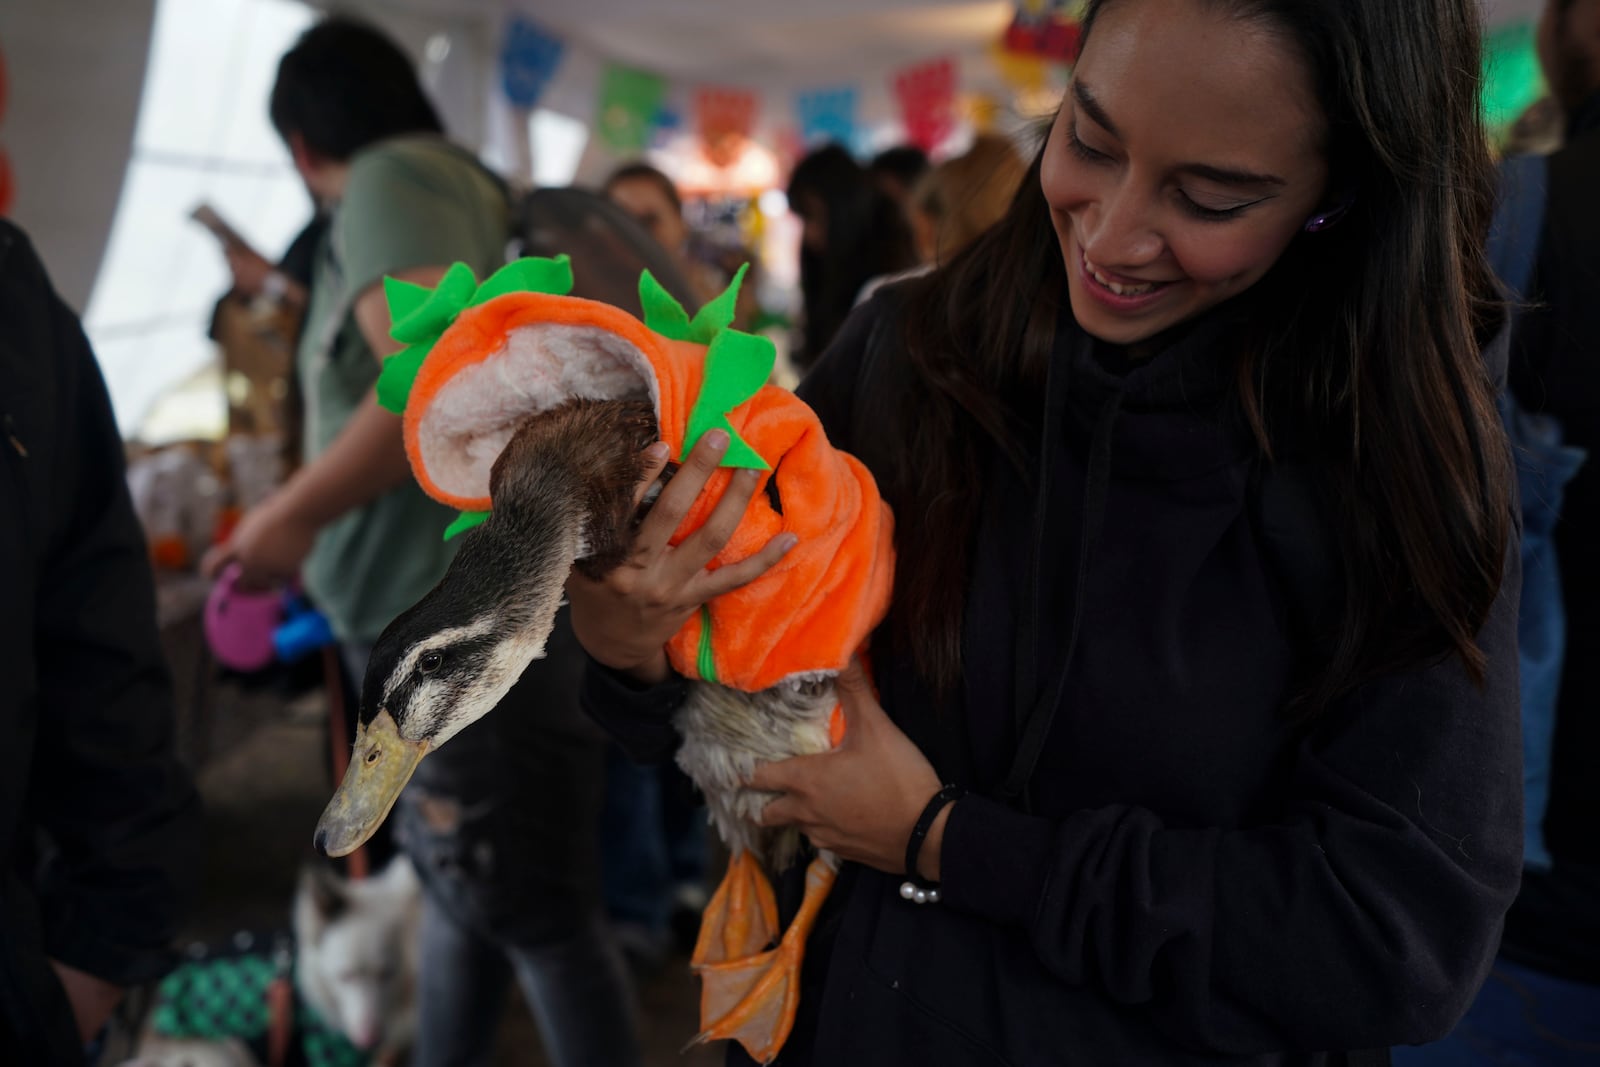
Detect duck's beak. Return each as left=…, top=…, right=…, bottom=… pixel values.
left=314, top=709, right=429, bottom=858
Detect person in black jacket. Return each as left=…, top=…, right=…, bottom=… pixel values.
left=568, top=0, right=1522, bottom=1064
left=0, top=221, right=202, bottom=1064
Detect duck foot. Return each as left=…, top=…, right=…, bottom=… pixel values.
left=689, top=856, right=836, bottom=1064
left=693, top=848, right=779, bottom=966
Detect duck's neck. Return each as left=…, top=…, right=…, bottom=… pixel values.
left=478, top=397, right=660, bottom=628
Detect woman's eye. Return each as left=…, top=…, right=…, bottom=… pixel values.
left=1178, top=193, right=1256, bottom=222
left=419, top=651, right=443, bottom=675
left=1066, top=124, right=1110, bottom=164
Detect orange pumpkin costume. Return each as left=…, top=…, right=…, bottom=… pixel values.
left=376, top=258, right=895, bottom=1061
left=383, top=257, right=895, bottom=693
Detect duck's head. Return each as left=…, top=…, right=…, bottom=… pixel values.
left=314, top=397, right=658, bottom=857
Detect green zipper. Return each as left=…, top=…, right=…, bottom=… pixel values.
left=697, top=604, right=718, bottom=683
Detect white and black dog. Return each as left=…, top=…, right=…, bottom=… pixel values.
left=123, top=857, right=420, bottom=1067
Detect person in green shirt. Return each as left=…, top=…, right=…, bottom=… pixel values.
left=204, top=17, right=642, bottom=1067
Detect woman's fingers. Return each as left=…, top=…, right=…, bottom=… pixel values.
left=631, top=431, right=729, bottom=559
left=692, top=530, right=798, bottom=601
left=671, top=467, right=766, bottom=577
left=629, top=442, right=672, bottom=511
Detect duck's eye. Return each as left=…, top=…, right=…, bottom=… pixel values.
left=418, top=651, right=444, bottom=675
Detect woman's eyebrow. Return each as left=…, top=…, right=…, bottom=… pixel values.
left=1075, top=79, right=1287, bottom=189
left=1072, top=80, right=1121, bottom=139
left=1177, top=163, right=1286, bottom=188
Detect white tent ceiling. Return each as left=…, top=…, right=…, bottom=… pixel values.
left=526, top=0, right=1015, bottom=87
left=361, top=0, right=1017, bottom=88
left=362, top=0, right=1547, bottom=90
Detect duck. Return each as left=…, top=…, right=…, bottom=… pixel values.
left=312, top=256, right=895, bottom=1064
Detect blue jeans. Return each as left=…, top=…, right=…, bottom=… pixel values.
left=1392, top=957, right=1600, bottom=1067
left=345, top=607, right=642, bottom=1067
left=601, top=747, right=709, bottom=933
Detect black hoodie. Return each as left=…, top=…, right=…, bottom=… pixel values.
left=0, top=222, right=202, bottom=1064
left=584, top=288, right=1522, bottom=1066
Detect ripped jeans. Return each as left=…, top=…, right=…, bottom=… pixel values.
left=343, top=608, right=642, bottom=1067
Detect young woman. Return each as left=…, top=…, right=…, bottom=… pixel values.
left=568, top=0, right=1522, bottom=1062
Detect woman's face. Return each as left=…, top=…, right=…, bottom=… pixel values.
left=607, top=177, right=689, bottom=255
left=795, top=192, right=829, bottom=255
left=1041, top=0, right=1330, bottom=347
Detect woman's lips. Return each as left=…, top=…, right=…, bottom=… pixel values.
left=1079, top=251, right=1175, bottom=311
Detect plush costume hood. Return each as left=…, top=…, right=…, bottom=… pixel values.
left=376, top=256, right=895, bottom=693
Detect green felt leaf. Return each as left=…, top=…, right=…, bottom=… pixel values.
left=717, top=423, right=769, bottom=469
left=375, top=344, right=428, bottom=414
left=703, top=328, right=776, bottom=402
left=471, top=255, right=573, bottom=306
left=443, top=510, right=490, bottom=540
left=640, top=270, right=692, bottom=341
left=383, top=276, right=434, bottom=336
left=391, top=262, right=477, bottom=344
left=680, top=328, right=775, bottom=471
left=687, top=263, right=748, bottom=344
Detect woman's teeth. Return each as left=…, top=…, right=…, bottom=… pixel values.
left=1090, top=266, right=1157, bottom=297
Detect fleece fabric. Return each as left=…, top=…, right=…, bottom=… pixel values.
left=396, top=284, right=894, bottom=693
left=582, top=284, right=1524, bottom=1066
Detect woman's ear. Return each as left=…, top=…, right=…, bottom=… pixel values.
left=1304, top=192, right=1356, bottom=233
left=286, top=130, right=314, bottom=172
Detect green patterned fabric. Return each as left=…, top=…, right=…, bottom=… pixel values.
left=151, top=948, right=367, bottom=1067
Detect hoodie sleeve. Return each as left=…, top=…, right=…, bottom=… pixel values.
left=937, top=546, right=1524, bottom=1053
left=13, top=228, right=204, bottom=988
left=578, top=661, right=688, bottom=764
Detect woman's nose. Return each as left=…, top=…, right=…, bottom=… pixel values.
left=1081, top=184, right=1164, bottom=268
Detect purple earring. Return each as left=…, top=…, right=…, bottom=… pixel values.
left=1304, top=196, right=1355, bottom=233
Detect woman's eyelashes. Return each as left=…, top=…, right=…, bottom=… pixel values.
left=1066, top=123, right=1262, bottom=223
left=1065, top=123, right=1110, bottom=163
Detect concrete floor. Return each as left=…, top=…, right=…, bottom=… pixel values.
left=142, top=617, right=720, bottom=1067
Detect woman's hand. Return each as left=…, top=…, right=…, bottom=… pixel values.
left=200, top=487, right=319, bottom=588
left=49, top=959, right=122, bottom=1045
left=566, top=430, right=798, bottom=683
left=750, top=660, right=951, bottom=880
left=224, top=243, right=275, bottom=297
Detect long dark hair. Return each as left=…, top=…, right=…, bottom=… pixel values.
left=270, top=16, right=444, bottom=161
left=788, top=145, right=916, bottom=368
left=889, top=0, right=1512, bottom=713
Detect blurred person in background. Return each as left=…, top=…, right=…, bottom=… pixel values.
left=202, top=16, right=640, bottom=1067
left=860, top=133, right=1029, bottom=301
left=604, top=161, right=760, bottom=335
left=867, top=144, right=930, bottom=210
left=603, top=162, right=720, bottom=302
left=786, top=144, right=916, bottom=370
left=909, top=134, right=1028, bottom=265
left=0, top=220, right=202, bottom=1066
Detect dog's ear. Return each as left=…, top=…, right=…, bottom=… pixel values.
left=295, top=861, right=348, bottom=941
left=371, top=855, right=420, bottom=898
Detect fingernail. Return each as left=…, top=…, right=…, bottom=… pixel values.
left=741, top=467, right=762, bottom=481
left=778, top=533, right=799, bottom=553
left=706, top=430, right=729, bottom=453
left=646, top=442, right=671, bottom=460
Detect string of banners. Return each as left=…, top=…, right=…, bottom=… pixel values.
left=497, top=7, right=1083, bottom=160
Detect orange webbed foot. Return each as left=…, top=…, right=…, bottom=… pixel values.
left=690, top=856, right=837, bottom=1064
left=692, top=848, right=780, bottom=967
